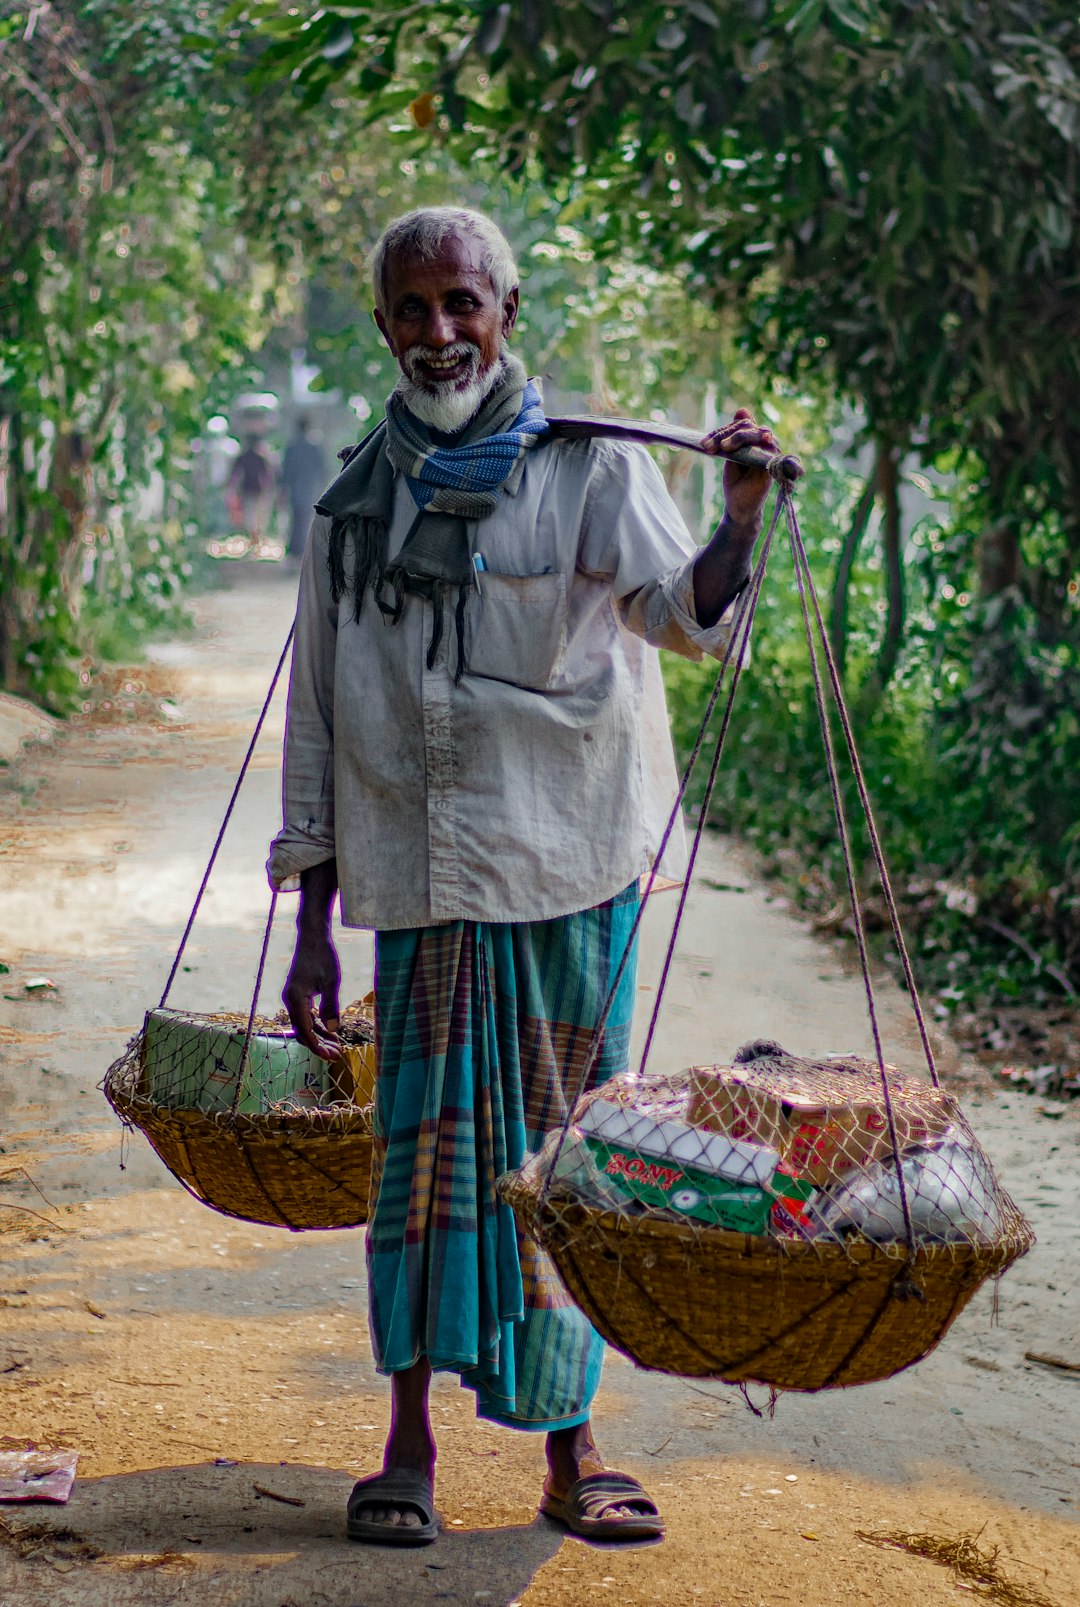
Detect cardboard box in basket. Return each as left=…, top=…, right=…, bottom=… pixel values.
left=686, top=1059, right=957, bottom=1186
left=141, top=1008, right=373, bottom=1115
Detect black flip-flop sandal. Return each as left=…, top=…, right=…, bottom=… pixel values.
left=346, top=1469, right=439, bottom=1546
left=539, top=1471, right=665, bottom=1542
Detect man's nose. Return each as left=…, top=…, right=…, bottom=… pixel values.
left=423, top=305, right=455, bottom=346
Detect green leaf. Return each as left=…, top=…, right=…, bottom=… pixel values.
left=826, top=0, right=872, bottom=33
left=323, top=22, right=355, bottom=61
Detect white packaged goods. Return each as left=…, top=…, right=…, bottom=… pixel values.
left=577, top=1098, right=779, bottom=1188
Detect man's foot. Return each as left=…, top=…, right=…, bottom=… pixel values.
left=348, top=1358, right=437, bottom=1539
left=542, top=1421, right=663, bottom=1538
left=346, top=1462, right=438, bottom=1545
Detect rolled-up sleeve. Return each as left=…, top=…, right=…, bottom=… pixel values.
left=266, top=515, right=339, bottom=890
left=576, top=439, right=736, bottom=662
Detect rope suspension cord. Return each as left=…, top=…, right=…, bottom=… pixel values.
left=157, top=623, right=295, bottom=1012
left=538, top=477, right=789, bottom=1209
left=637, top=503, right=779, bottom=1077
left=785, top=508, right=939, bottom=1089
left=781, top=487, right=918, bottom=1258
left=538, top=438, right=940, bottom=1269
left=230, top=889, right=280, bottom=1117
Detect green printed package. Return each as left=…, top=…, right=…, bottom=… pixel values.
left=582, top=1137, right=774, bottom=1230
left=576, top=1097, right=786, bottom=1232
left=141, top=1008, right=326, bottom=1114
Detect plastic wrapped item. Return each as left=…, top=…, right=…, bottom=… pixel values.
left=140, top=1006, right=374, bottom=1115
left=805, top=1132, right=1004, bottom=1245
left=0, top=1450, right=79, bottom=1504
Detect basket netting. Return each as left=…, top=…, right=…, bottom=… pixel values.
left=103, top=1001, right=376, bottom=1231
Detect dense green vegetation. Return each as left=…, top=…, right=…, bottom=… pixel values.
left=3, top=0, right=1079, bottom=1010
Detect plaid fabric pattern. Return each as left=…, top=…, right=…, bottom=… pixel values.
left=384, top=377, right=548, bottom=519
left=366, top=883, right=639, bottom=1430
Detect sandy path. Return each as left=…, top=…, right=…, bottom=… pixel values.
left=0, top=563, right=1076, bottom=1607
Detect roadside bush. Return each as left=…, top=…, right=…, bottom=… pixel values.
left=662, top=458, right=1080, bottom=1011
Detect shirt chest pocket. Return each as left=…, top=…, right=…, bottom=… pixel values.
left=465, top=570, right=568, bottom=692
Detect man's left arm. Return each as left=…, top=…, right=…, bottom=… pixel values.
left=691, top=408, right=779, bottom=627
left=577, top=406, right=781, bottom=661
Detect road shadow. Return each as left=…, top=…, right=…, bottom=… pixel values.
left=0, top=1460, right=565, bottom=1607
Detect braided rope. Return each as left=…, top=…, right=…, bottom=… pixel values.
left=158, top=623, right=295, bottom=1010
left=538, top=456, right=939, bottom=1270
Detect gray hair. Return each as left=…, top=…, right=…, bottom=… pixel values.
left=370, top=207, right=519, bottom=315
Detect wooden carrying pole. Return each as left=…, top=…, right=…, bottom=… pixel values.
left=546, top=415, right=805, bottom=484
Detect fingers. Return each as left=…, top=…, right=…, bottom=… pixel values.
left=284, top=984, right=342, bottom=1062
left=702, top=410, right=779, bottom=458
left=320, top=976, right=341, bottom=1034
left=284, top=989, right=322, bottom=1056
left=717, top=426, right=779, bottom=455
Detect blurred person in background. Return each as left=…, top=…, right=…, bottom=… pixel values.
left=280, top=415, right=329, bottom=560
left=226, top=434, right=277, bottom=545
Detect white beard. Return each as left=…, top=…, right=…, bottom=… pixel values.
left=394, top=343, right=505, bottom=434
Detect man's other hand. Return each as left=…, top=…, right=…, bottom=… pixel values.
left=703, top=407, right=779, bottom=528
left=283, top=927, right=343, bottom=1061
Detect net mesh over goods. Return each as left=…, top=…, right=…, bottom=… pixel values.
left=104, top=1002, right=376, bottom=1231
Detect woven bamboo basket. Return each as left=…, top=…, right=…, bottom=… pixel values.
left=104, top=1007, right=375, bottom=1232
left=498, top=1168, right=1032, bottom=1390
left=498, top=1053, right=1035, bottom=1391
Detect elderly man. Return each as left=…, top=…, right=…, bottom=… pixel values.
left=268, top=206, right=778, bottom=1546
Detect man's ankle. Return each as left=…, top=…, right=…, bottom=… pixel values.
left=384, top=1434, right=437, bottom=1476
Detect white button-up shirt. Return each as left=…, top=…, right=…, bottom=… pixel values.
left=267, top=434, right=733, bottom=929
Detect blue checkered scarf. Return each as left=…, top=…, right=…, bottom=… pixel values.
left=316, top=356, right=550, bottom=677
left=385, top=360, right=548, bottom=519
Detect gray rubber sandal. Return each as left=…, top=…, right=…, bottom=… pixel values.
left=539, top=1471, right=665, bottom=1542
left=346, top=1469, right=439, bottom=1546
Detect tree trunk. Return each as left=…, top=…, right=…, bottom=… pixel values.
left=829, top=466, right=877, bottom=678
left=977, top=517, right=1021, bottom=598
left=855, top=443, right=905, bottom=719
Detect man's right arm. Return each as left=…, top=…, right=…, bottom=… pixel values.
left=266, top=514, right=343, bottom=1054
left=283, top=857, right=343, bottom=1061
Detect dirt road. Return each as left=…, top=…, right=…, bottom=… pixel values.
left=1, top=564, right=1077, bottom=1607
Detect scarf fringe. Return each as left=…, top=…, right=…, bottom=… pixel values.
left=327, top=513, right=470, bottom=680
left=328, top=514, right=389, bottom=624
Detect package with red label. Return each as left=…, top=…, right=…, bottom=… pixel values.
left=686, top=1055, right=957, bottom=1187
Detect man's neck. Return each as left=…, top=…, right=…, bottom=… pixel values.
left=429, top=424, right=468, bottom=449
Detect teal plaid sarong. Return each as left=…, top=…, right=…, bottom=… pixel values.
left=366, top=884, right=639, bottom=1430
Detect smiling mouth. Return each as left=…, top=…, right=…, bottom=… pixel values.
left=416, top=356, right=471, bottom=382
left=406, top=343, right=481, bottom=387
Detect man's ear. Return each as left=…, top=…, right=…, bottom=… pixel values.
left=503, top=285, right=520, bottom=339
left=373, top=307, right=396, bottom=355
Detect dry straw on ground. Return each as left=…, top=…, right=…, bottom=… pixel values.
left=858, top=1528, right=1057, bottom=1607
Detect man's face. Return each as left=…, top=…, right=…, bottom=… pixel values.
left=374, top=233, right=519, bottom=431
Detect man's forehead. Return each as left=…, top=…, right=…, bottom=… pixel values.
left=384, top=234, right=492, bottom=296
